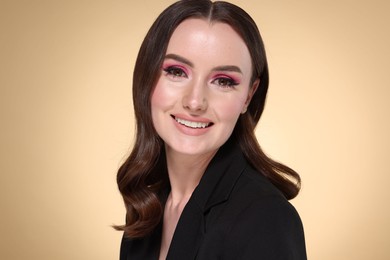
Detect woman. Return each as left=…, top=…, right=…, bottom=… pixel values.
left=115, top=0, right=306, bottom=259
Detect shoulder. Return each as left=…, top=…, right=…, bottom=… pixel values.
left=232, top=165, right=304, bottom=232
left=210, top=166, right=307, bottom=259
left=227, top=165, right=303, bottom=228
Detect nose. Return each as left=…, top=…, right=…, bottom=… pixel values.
left=182, top=81, right=208, bottom=112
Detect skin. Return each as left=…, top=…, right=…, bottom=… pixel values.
left=151, top=18, right=258, bottom=259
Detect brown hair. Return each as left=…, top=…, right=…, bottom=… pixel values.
left=115, top=0, right=301, bottom=238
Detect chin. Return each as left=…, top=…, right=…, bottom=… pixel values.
left=165, top=142, right=214, bottom=155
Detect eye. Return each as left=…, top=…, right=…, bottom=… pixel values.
left=163, top=66, right=188, bottom=78
left=212, top=77, right=239, bottom=88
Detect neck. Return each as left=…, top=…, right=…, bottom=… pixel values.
left=165, top=146, right=217, bottom=204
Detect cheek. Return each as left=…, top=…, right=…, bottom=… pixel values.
left=213, top=94, right=247, bottom=122
left=151, top=81, right=173, bottom=112
left=151, top=85, right=163, bottom=111
left=150, top=83, right=166, bottom=127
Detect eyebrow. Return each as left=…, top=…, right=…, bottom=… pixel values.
left=164, top=53, right=242, bottom=74
left=212, top=65, right=242, bottom=74
left=165, top=53, right=194, bottom=67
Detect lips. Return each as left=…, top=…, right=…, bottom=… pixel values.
left=172, top=115, right=213, bottom=129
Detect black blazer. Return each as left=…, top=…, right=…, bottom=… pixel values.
left=120, top=140, right=307, bottom=259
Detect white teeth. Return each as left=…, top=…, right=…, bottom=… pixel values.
left=175, top=117, right=210, bottom=128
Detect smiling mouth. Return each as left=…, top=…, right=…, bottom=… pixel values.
left=172, top=115, right=213, bottom=129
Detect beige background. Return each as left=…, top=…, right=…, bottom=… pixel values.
left=1, top=0, right=389, bottom=259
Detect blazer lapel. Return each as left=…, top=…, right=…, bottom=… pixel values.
left=166, top=139, right=247, bottom=259
left=165, top=196, right=204, bottom=259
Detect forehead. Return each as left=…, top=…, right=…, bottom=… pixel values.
left=166, top=18, right=252, bottom=73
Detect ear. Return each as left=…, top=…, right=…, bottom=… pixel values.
left=242, top=79, right=260, bottom=114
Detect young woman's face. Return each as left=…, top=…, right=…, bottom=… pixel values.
left=151, top=18, right=257, bottom=157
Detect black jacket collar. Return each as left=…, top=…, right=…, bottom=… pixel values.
left=192, top=138, right=247, bottom=212
left=166, top=139, right=248, bottom=259
left=121, top=139, right=249, bottom=260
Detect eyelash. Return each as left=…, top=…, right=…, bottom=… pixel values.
left=211, top=77, right=239, bottom=88
left=162, top=65, right=239, bottom=88
left=163, top=66, right=188, bottom=78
